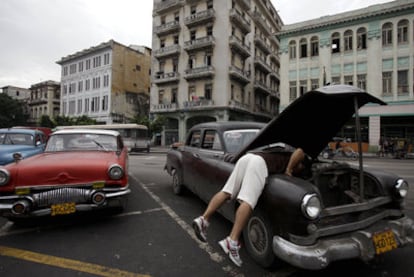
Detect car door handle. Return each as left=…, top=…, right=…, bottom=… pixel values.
left=193, top=153, right=200, bottom=159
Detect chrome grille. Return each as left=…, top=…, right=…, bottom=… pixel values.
left=33, top=188, right=92, bottom=207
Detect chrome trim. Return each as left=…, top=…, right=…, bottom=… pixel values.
left=322, top=196, right=392, bottom=216
left=273, top=216, right=414, bottom=270
left=290, top=209, right=404, bottom=245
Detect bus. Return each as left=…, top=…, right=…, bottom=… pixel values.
left=55, top=123, right=150, bottom=152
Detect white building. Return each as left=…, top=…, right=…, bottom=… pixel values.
left=151, top=0, right=282, bottom=144
left=278, top=0, right=414, bottom=151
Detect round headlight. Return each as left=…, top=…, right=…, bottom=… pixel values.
left=108, top=164, right=124, bottom=180
left=395, top=179, right=409, bottom=198
left=0, top=168, right=10, bottom=186
left=301, top=194, right=322, bottom=220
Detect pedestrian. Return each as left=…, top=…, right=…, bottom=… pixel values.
left=192, top=145, right=307, bottom=267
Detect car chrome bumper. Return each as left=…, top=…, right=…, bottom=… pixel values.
left=272, top=216, right=414, bottom=270
left=0, top=185, right=131, bottom=217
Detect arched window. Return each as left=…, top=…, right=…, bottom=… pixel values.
left=331, top=32, right=340, bottom=53
left=299, top=38, right=307, bottom=58
left=382, top=22, right=393, bottom=46
left=344, top=30, right=353, bottom=51
left=397, top=19, right=409, bottom=44
left=310, top=36, right=319, bottom=56
left=289, top=40, right=296, bottom=59
left=357, top=27, right=367, bottom=50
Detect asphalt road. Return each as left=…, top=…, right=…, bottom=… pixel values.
left=0, top=152, right=413, bottom=277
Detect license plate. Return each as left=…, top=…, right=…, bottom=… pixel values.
left=373, top=230, right=398, bottom=255
left=51, top=202, right=76, bottom=216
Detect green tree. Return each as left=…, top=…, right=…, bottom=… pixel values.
left=134, top=115, right=166, bottom=138
left=39, top=115, right=56, bottom=128
left=0, top=93, right=29, bottom=128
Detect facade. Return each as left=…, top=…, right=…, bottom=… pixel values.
left=28, top=80, right=60, bottom=124
left=1, top=85, right=30, bottom=101
left=56, top=40, right=151, bottom=124
left=151, top=0, right=282, bottom=145
left=278, top=0, right=414, bottom=151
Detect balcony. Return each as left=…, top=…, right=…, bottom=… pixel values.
left=254, top=56, right=272, bottom=73
left=235, top=0, right=251, bottom=10
left=183, top=99, right=214, bottom=109
left=230, top=9, right=251, bottom=34
left=254, top=34, right=271, bottom=55
left=252, top=11, right=271, bottom=36
left=228, top=99, right=250, bottom=112
left=254, top=80, right=271, bottom=94
left=153, top=72, right=180, bottom=84
left=28, top=98, right=48, bottom=105
left=229, top=36, right=251, bottom=58
left=152, top=103, right=178, bottom=112
left=154, top=0, right=185, bottom=14
left=185, top=9, right=215, bottom=27
left=229, top=66, right=250, bottom=84
left=184, top=66, right=215, bottom=80
left=184, top=36, right=215, bottom=52
left=153, top=45, right=181, bottom=59
left=154, top=21, right=180, bottom=36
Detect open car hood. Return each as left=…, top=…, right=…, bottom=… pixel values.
left=235, top=85, right=386, bottom=160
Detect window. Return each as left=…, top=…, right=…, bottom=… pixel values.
left=299, top=80, right=307, bottom=96
left=78, top=81, right=83, bottom=92
left=171, top=88, right=177, bottom=103
left=204, top=83, right=212, bottom=100
left=397, top=20, right=409, bottom=44
left=205, top=53, right=212, bottom=66
left=382, top=72, right=392, bottom=95
left=103, top=75, right=109, bottom=87
left=207, top=0, right=213, bottom=9
left=382, top=22, right=393, bottom=46
left=191, top=5, right=197, bottom=14
left=332, top=76, right=340, bottom=85
left=357, top=74, right=366, bottom=90
left=190, top=30, right=196, bottom=40
left=331, top=32, right=340, bottom=53
left=78, top=61, right=84, bottom=72
left=85, top=79, right=90, bottom=91
left=344, top=30, right=353, bottom=51
left=63, top=66, right=68, bottom=76
left=70, top=64, right=77, bottom=74
left=289, top=40, right=296, bottom=59
left=357, top=27, right=367, bottom=50
left=84, top=98, right=90, bottom=112
left=158, top=90, right=165, bottom=104
left=344, top=75, right=353, bottom=86
left=93, top=56, right=101, bottom=68
left=174, top=35, right=179, bottom=44
left=300, top=38, right=307, bottom=58
left=86, top=59, right=91, bottom=70
left=289, top=81, right=296, bottom=101
left=398, top=70, right=408, bottom=95
left=310, top=36, right=319, bottom=56
left=77, top=99, right=82, bottom=114
left=102, top=95, right=109, bottom=111
left=160, top=38, right=165, bottom=48
left=91, top=96, right=100, bottom=112
left=207, top=25, right=213, bottom=36
left=189, top=131, right=201, bottom=147
left=104, top=53, right=110, bottom=65
left=202, top=130, right=219, bottom=150
left=188, top=55, right=195, bottom=69
left=311, top=79, right=319, bottom=90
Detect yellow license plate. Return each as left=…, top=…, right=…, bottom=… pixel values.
left=51, top=203, right=76, bottom=216
left=373, top=230, right=397, bottom=255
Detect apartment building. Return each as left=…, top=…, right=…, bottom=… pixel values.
left=1, top=85, right=31, bottom=101
left=278, top=0, right=414, bottom=149
left=56, top=40, right=151, bottom=124
left=28, top=80, right=60, bottom=124
left=151, top=0, right=282, bottom=144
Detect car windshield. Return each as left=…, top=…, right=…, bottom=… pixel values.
left=223, top=129, right=260, bottom=153
left=0, top=133, right=35, bottom=146
left=45, top=133, right=118, bottom=152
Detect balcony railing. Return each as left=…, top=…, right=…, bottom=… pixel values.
left=184, top=36, right=215, bottom=52
left=183, top=99, right=214, bottom=109
left=154, top=0, right=185, bottom=14
left=229, top=99, right=250, bottom=111
left=184, top=9, right=215, bottom=27
left=152, top=103, right=178, bottom=112
left=153, top=45, right=181, bottom=58
left=154, top=21, right=180, bottom=36
left=153, top=72, right=180, bottom=84
left=254, top=34, right=271, bottom=54
left=184, top=66, right=215, bottom=80
left=254, top=56, right=272, bottom=73
left=229, top=35, right=251, bottom=58
left=229, top=66, right=250, bottom=84
left=230, top=9, right=251, bottom=33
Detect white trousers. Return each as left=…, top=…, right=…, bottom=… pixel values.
left=221, top=153, right=268, bottom=209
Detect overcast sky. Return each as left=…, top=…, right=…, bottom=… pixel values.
left=0, top=0, right=393, bottom=89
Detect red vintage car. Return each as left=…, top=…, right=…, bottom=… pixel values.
left=0, top=129, right=130, bottom=220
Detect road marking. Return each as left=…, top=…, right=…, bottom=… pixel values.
left=0, top=245, right=150, bottom=277
left=129, top=175, right=241, bottom=276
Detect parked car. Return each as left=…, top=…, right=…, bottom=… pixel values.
left=0, top=129, right=130, bottom=220
left=0, top=128, right=47, bottom=166
left=165, top=85, right=414, bottom=270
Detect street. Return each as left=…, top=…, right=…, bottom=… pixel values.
left=0, top=152, right=413, bottom=276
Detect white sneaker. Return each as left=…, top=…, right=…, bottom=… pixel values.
left=192, top=216, right=209, bottom=242
left=219, top=237, right=242, bottom=267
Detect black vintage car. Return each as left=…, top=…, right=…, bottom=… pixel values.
left=164, top=85, right=414, bottom=269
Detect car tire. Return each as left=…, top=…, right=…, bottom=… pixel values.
left=172, top=169, right=184, bottom=195
left=243, top=208, right=278, bottom=268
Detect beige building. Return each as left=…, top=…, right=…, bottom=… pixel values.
left=278, top=0, right=414, bottom=150
left=28, top=80, right=60, bottom=124
left=1, top=85, right=30, bottom=102
left=151, top=0, right=282, bottom=144
left=56, top=40, right=151, bottom=124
